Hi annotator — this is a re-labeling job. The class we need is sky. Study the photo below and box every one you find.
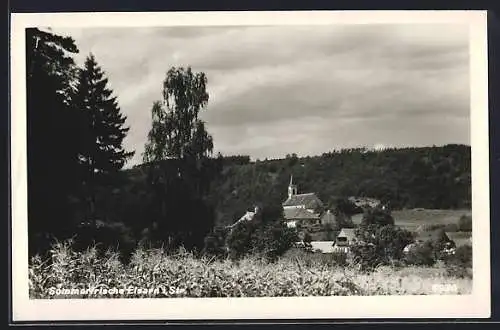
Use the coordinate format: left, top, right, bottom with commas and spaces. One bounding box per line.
52, 24, 471, 168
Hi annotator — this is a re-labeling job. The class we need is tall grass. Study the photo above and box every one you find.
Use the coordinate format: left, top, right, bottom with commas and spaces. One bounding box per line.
29, 240, 472, 299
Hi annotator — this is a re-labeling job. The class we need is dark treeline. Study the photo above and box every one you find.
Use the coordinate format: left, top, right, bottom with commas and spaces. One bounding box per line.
123, 144, 471, 228
26, 28, 471, 260
202, 145, 471, 226
26, 28, 138, 257
218, 155, 251, 166
26, 28, 222, 258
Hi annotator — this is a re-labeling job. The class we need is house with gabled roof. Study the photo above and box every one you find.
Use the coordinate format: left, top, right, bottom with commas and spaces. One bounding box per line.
282, 176, 324, 210
332, 228, 357, 253
282, 175, 323, 228
226, 206, 259, 231
282, 175, 385, 230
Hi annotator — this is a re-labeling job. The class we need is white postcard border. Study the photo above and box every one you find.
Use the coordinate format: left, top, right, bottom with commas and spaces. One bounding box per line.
10, 10, 491, 321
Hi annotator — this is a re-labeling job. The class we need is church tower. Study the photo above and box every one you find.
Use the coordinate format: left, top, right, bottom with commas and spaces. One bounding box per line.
288, 175, 297, 198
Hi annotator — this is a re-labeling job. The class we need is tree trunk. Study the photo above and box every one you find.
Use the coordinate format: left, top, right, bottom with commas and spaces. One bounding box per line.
88, 158, 96, 226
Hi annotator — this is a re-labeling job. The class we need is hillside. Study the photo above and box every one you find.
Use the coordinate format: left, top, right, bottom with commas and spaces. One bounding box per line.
204, 144, 471, 226
122, 144, 471, 228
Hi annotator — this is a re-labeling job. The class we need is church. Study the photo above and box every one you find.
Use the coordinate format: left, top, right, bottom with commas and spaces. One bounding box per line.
282, 176, 328, 228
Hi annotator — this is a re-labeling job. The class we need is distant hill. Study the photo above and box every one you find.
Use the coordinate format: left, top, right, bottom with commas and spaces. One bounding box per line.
118, 144, 470, 229
136, 144, 471, 226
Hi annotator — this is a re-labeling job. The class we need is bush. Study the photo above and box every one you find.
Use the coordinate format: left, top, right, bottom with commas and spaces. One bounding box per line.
453, 244, 472, 267
361, 208, 394, 227
225, 213, 298, 261
225, 221, 255, 259
404, 241, 436, 266
405, 228, 458, 267
334, 197, 363, 216
350, 241, 379, 271
431, 228, 456, 260
457, 215, 472, 232
332, 211, 355, 231
255, 203, 285, 224
250, 221, 299, 261
351, 224, 414, 271
444, 244, 472, 278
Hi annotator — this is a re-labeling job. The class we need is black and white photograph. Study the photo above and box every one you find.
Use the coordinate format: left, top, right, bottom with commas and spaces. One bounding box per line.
11, 11, 490, 321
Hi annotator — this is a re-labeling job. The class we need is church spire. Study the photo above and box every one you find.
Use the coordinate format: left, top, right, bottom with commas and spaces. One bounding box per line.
288, 174, 297, 198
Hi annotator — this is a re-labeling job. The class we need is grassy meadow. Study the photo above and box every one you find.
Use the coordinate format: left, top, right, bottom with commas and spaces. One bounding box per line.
352, 209, 471, 230
446, 232, 473, 247
29, 240, 472, 299
308, 209, 473, 244
391, 209, 472, 231
352, 209, 472, 242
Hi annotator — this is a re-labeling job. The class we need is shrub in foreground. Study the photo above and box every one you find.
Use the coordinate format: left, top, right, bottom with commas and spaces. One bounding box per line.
351, 224, 414, 271
250, 221, 298, 261
225, 210, 297, 261
404, 241, 436, 266
443, 244, 473, 278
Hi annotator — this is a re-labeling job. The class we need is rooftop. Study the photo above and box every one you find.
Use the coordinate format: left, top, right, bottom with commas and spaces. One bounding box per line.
337, 228, 357, 240
284, 207, 321, 220
227, 211, 256, 229
283, 192, 324, 209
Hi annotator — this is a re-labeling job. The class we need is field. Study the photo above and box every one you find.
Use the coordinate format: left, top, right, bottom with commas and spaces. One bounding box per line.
301, 209, 472, 243
29, 241, 472, 299
352, 209, 471, 230
446, 232, 473, 247
391, 209, 472, 232
351, 209, 472, 243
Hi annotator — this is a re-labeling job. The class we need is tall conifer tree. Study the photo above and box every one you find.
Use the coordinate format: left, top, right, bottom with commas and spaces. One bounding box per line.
26, 28, 81, 254
74, 54, 134, 222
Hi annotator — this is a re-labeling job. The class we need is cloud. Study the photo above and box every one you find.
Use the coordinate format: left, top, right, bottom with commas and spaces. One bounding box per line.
51, 24, 470, 166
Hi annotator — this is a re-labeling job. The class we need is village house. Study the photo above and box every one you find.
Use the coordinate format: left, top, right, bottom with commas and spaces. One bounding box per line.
227, 206, 259, 231
282, 175, 390, 255
332, 228, 357, 253
281, 176, 378, 230
282, 175, 324, 228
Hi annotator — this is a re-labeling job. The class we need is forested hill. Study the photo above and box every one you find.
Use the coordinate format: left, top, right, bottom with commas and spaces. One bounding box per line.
127, 144, 471, 227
